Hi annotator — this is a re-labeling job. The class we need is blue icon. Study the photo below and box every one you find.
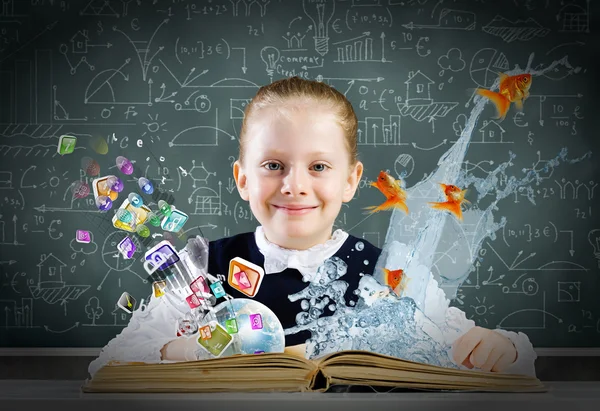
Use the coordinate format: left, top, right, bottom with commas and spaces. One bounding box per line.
138, 177, 154, 194
161, 208, 188, 232
144, 241, 179, 271
210, 281, 226, 298
128, 192, 143, 208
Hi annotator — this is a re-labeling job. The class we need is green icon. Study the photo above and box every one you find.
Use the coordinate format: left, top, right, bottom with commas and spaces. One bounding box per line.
225, 318, 238, 334
147, 212, 161, 227
57, 135, 77, 155
136, 224, 150, 238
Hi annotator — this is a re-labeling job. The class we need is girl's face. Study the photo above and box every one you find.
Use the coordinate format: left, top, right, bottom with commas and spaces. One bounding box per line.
233, 103, 363, 250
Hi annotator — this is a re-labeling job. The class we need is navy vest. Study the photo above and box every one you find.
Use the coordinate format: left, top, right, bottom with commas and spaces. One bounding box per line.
208, 232, 382, 346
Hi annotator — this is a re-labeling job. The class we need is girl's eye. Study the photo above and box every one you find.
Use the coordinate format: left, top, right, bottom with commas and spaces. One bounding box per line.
265, 162, 281, 171
312, 163, 328, 172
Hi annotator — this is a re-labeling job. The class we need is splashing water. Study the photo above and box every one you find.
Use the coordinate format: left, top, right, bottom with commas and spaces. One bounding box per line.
285, 53, 592, 367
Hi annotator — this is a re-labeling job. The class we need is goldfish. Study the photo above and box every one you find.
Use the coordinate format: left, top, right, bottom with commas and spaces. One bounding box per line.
364, 170, 409, 215
428, 183, 470, 222
475, 73, 532, 121
383, 268, 409, 296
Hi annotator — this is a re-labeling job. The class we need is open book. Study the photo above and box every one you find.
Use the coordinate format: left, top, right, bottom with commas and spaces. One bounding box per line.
82, 350, 546, 393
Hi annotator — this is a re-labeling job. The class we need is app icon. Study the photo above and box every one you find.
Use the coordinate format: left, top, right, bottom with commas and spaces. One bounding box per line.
185, 293, 202, 309
57, 135, 77, 155
196, 322, 233, 357
225, 318, 238, 334
117, 236, 136, 259
199, 325, 212, 340
249, 313, 263, 330
210, 281, 226, 298
176, 318, 198, 337
228, 257, 264, 298
152, 280, 167, 298
112, 199, 151, 232
117, 291, 136, 314
144, 240, 179, 271
75, 230, 91, 244
92, 176, 119, 201
233, 271, 252, 289
161, 207, 188, 233
190, 275, 209, 295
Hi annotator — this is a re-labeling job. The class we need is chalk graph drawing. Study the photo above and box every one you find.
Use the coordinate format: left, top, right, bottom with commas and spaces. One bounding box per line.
396, 70, 458, 132
28, 253, 90, 316
482, 15, 550, 43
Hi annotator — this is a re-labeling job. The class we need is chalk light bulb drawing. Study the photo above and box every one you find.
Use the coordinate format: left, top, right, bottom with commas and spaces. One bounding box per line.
303, 0, 336, 56
260, 46, 280, 79
587, 228, 600, 268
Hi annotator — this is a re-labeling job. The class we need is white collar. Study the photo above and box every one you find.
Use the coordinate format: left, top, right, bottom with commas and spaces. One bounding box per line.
254, 226, 349, 283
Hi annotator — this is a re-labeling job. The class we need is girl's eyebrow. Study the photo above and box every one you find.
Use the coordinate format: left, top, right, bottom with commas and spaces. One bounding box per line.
262, 149, 333, 156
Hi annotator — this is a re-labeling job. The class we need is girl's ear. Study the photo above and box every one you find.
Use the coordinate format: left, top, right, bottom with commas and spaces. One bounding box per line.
342, 161, 363, 202
233, 160, 249, 201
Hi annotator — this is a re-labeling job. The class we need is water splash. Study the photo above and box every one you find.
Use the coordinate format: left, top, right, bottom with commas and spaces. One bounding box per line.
285, 53, 592, 367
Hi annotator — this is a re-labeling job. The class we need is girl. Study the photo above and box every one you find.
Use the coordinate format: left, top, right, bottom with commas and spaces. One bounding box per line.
88, 77, 537, 378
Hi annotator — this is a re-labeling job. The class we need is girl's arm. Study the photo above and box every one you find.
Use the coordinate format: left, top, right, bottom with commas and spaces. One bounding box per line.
422, 276, 538, 377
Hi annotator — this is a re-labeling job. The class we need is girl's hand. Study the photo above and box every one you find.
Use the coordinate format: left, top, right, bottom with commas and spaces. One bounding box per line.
452, 326, 517, 372
161, 335, 202, 361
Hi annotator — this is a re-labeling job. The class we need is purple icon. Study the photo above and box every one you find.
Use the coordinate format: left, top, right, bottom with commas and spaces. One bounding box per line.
249, 313, 263, 330
95, 195, 112, 211
116, 156, 134, 175
145, 242, 179, 271
109, 177, 124, 193
76, 230, 91, 244
117, 237, 136, 259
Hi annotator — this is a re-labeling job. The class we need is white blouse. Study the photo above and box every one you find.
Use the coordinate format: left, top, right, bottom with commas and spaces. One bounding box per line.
88, 227, 538, 378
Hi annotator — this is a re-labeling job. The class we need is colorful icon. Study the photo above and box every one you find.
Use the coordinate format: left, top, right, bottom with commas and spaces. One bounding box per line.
176, 318, 198, 337
106, 175, 124, 193
186, 293, 202, 309
138, 177, 154, 194
233, 271, 252, 290
128, 192, 143, 208
225, 318, 238, 334
116, 156, 133, 175
95, 195, 112, 211
146, 212, 161, 227
210, 281, 226, 298
71, 181, 90, 199
75, 230, 91, 244
117, 236, 137, 259
90, 135, 109, 155
117, 291, 136, 314
144, 241, 180, 271
249, 313, 263, 330
228, 257, 265, 298
190, 275, 209, 295
254, 350, 265, 354
81, 157, 100, 177
92, 176, 119, 201
158, 200, 172, 217
161, 207, 188, 232
136, 224, 150, 238
112, 199, 150, 232
57, 135, 77, 155
199, 325, 212, 340
196, 322, 233, 357
152, 280, 167, 298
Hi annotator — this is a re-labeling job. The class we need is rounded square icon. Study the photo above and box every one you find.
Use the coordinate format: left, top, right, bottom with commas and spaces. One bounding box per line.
57, 135, 76, 155
228, 257, 264, 298
76, 230, 91, 244
161, 208, 189, 233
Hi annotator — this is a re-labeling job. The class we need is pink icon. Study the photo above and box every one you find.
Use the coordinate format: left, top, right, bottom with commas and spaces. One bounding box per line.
234, 271, 252, 289
249, 313, 263, 330
185, 293, 202, 309
190, 276, 209, 295
76, 230, 91, 244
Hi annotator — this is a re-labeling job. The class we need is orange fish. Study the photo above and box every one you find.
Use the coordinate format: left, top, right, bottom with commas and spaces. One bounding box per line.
364, 170, 409, 215
428, 183, 470, 222
383, 268, 408, 296
475, 73, 532, 121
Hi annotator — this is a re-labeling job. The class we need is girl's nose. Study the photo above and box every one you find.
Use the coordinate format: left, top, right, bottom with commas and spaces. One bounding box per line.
281, 167, 308, 196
